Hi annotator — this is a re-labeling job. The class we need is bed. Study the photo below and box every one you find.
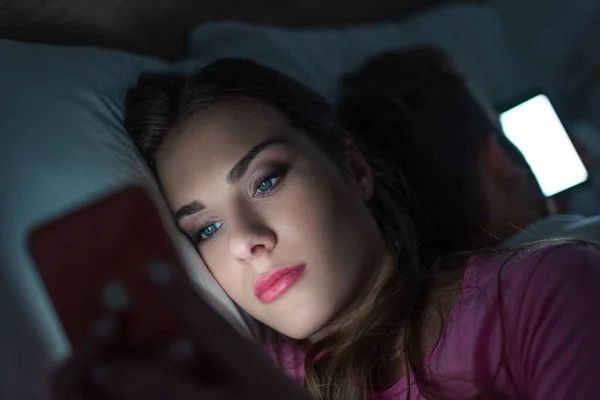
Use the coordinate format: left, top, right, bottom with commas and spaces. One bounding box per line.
3, 1, 600, 399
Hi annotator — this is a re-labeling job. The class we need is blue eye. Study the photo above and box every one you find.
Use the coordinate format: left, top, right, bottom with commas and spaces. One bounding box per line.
197, 221, 223, 243
256, 175, 281, 194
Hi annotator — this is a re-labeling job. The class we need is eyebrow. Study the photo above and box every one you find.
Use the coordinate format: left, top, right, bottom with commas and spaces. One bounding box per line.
174, 137, 290, 221
175, 200, 206, 221
226, 137, 290, 185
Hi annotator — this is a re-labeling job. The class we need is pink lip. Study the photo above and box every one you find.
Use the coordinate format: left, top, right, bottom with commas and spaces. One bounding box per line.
253, 264, 306, 304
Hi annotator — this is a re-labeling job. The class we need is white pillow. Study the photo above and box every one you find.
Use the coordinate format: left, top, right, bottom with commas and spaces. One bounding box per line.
0, 40, 250, 400
186, 4, 526, 105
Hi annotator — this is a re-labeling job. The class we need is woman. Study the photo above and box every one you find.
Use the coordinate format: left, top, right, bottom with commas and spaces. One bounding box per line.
59, 59, 600, 400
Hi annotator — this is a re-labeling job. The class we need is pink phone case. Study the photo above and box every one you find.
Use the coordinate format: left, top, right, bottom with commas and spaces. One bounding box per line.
29, 185, 307, 400
29, 186, 184, 351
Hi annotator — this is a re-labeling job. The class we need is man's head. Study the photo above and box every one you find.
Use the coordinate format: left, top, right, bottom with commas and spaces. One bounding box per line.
337, 46, 548, 256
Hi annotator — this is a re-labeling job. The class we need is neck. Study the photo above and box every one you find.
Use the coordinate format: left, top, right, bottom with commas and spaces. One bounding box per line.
309, 247, 397, 343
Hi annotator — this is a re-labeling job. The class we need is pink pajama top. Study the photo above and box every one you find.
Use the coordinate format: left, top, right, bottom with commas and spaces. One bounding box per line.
272, 244, 600, 399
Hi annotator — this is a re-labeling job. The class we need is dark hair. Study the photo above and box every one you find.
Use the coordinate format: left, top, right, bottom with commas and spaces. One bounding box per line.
126, 63, 346, 175
336, 46, 546, 262
124, 59, 456, 399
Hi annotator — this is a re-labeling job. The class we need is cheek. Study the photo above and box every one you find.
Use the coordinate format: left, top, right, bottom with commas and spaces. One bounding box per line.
275, 167, 369, 272
297, 168, 381, 281
275, 170, 344, 243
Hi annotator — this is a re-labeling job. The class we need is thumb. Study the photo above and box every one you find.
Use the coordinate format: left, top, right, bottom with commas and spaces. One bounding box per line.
145, 260, 309, 400
52, 315, 118, 400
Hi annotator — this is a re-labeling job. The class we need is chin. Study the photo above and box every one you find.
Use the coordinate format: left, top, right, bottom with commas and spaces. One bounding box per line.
273, 308, 335, 341
273, 320, 322, 340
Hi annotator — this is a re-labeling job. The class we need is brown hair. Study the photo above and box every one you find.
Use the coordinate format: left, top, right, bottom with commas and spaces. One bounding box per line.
125, 58, 460, 399
337, 46, 548, 265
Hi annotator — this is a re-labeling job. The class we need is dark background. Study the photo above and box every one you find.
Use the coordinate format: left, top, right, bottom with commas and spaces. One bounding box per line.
0, 0, 481, 60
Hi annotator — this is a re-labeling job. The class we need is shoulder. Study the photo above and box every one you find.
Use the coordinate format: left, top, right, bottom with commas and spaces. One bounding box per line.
504, 242, 600, 293
509, 242, 600, 313
463, 242, 600, 341
452, 243, 600, 396
492, 243, 600, 397
459, 242, 600, 329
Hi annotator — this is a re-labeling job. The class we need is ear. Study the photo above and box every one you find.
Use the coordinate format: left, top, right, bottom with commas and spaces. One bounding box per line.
343, 139, 374, 200
479, 135, 526, 186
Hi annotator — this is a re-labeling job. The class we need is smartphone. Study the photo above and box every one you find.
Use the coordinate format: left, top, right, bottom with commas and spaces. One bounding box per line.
499, 92, 588, 197
28, 186, 187, 352
28, 185, 306, 399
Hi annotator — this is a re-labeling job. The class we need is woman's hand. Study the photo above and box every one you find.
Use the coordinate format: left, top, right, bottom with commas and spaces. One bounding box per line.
69, 360, 238, 400
51, 260, 309, 400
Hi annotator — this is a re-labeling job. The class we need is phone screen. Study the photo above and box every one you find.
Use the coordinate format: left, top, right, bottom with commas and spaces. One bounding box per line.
499, 94, 588, 197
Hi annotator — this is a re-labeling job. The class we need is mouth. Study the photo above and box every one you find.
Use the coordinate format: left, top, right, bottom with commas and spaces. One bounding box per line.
253, 264, 306, 304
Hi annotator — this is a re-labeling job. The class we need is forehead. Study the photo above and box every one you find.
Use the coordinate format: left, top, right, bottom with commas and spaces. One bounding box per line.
167, 100, 289, 156
155, 101, 296, 208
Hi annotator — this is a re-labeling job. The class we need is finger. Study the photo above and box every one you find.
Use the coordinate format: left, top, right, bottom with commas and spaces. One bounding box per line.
159, 337, 197, 365
145, 261, 308, 400
92, 361, 239, 400
52, 315, 118, 400
146, 261, 253, 364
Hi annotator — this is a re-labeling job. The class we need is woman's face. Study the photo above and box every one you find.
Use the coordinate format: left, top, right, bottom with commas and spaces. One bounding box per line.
156, 100, 387, 339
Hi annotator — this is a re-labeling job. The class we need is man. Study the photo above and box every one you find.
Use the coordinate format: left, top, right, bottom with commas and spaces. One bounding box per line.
336, 46, 599, 259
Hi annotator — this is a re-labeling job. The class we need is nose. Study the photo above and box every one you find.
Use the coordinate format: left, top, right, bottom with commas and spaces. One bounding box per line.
227, 211, 276, 262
